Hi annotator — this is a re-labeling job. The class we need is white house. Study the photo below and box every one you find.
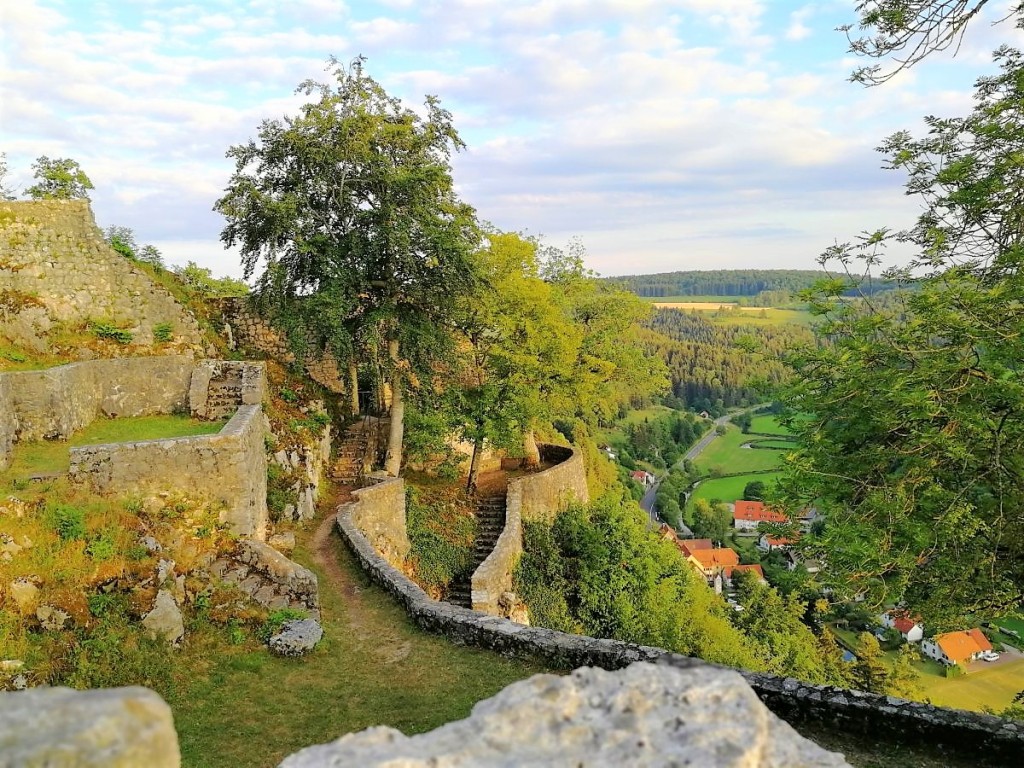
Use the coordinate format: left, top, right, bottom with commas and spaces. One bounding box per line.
921, 629, 992, 665
880, 610, 923, 643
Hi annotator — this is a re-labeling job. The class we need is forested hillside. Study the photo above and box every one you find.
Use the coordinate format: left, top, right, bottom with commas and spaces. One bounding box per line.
641, 308, 813, 411
610, 269, 896, 301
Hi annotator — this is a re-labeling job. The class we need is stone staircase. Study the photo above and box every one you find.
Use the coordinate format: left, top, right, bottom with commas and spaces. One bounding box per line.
330, 424, 370, 486
447, 494, 507, 609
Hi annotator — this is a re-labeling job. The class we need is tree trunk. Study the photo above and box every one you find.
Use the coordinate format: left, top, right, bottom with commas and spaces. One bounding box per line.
522, 427, 540, 469
467, 435, 483, 494
384, 337, 404, 476
348, 358, 360, 416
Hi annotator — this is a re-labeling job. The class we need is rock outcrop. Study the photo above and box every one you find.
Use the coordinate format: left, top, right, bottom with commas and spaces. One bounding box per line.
279, 662, 849, 767
269, 618, 324, 657
0, 686, 180, 767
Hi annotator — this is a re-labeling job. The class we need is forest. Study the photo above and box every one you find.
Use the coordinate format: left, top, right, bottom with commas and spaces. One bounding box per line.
610, 269, 897, 299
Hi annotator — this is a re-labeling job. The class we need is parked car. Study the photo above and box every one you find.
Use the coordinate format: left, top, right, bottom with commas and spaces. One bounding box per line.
981, 651, 1000, 662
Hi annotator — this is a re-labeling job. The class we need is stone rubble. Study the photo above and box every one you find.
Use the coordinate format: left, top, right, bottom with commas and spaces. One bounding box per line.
141, 589, 185, 645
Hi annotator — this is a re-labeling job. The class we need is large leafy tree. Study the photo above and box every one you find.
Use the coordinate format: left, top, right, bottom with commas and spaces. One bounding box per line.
24, 156, 93, 200
781, 48, 1024, 626
216, 58, 479, 475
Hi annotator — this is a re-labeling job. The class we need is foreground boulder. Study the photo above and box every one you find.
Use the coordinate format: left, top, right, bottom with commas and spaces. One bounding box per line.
269, 618, 324, 657
0, 686, 180, 767
279, 662, 849, 767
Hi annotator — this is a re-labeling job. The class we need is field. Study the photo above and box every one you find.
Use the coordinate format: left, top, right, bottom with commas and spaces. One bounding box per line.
646, 302, 814, 327
688, 472, 784, 508
0, 415, 226, 485
748, 414, 795, 435
692, 426, 783, 475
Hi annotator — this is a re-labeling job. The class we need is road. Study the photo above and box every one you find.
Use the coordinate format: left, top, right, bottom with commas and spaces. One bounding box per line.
640, 408, 754, 534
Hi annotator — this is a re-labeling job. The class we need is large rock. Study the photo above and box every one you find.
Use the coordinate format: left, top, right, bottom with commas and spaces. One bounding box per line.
0, 686, 180, 767
141, 589, 184, 645
279, 662, 849, 767
8, 579, 39, 615
269, 618, 324, 657
236, 540, 318, 608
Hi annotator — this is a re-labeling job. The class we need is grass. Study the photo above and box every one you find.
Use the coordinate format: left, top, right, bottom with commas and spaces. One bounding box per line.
995, 615, 1024, 636
0, 415, 226, 483
169, 527, 549, 768
692, 424, 787, 475
688, 472, 784, 508
748, 414, 795, 436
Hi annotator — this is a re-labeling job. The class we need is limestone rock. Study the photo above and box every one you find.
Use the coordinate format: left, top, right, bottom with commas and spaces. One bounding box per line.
279, 662, 849, 768
236, 540, 318, 608
156, 558, 176, 584
141, 590, 184, 645
269, 619, 323, 657
9, 579, 39, 615
36, 604, 70, 631
0, 685, 180, 767
269, 532, 296, 554
140, 535, 162, 554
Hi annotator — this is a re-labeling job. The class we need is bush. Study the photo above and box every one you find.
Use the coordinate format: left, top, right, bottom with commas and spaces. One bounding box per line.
85, 530, 117, 562
89, 320, 133, 345
47, 503, 86, 541
153, 323, 173, 342
406, 487, 476, 593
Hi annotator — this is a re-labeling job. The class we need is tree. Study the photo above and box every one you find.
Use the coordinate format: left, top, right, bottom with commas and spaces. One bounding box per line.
103, 226, 138, 259
852, 632, 889, 694
0, 153, 15, 200
216, 57, 479, 474
842, 1, 1017, 85
781, 48, 1024, 626
24, 156, 93, 200
691, 498, 732, 543
888, 644, 923, 700
742, 481, 765, 501
174, 262, 249, 297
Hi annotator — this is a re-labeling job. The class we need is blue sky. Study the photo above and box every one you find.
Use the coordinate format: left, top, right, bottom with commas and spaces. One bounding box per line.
3, 1, 1023, 279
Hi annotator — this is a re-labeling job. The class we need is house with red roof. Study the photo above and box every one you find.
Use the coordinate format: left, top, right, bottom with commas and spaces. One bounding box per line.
921, 628, 992, 666
733, 500, 788, 531
676, 538, 713, 558
880, 610, 923, 643
757, 533, 795, 552
723, 563, 767, 586
686, 547, 739, 580
630, 470, 654, 488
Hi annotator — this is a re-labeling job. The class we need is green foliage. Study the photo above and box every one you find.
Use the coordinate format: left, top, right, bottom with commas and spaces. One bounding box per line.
153, 323, 173, 343
279, 387, 298, 403
742, 481, 765, 501
690, 499, 732, 542
406, 486, 476, 592
85, 529, 117, 562
46, 503, 86, 541
611, 269, 896, 300
89, 320, 133, 344
266, 464, 297, 521
781, 49, 1024, 626
173, 261, 249, 297
87, 592, 118, 618
24, 155, 93, 200
0, 152, 14, 200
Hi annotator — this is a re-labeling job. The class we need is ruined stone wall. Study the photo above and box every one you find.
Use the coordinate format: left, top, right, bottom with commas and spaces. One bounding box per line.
213, 297, 347, 394
519, 444, 589, 522
0, 200, 202, 348
0, 356, 195, 468
337, 501, 1024, 766
188, 360, 265, 420
472, 444, 589, 615
342, 477, 411, 569
69, 404, 269, 539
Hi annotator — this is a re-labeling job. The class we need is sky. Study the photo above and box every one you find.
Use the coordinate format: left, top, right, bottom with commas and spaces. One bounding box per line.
3, 1, 1024, 280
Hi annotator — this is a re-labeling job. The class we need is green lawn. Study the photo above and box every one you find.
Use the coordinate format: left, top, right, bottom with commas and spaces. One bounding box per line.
748, 414, 795, 436
749, 439, 797, 450
995, 616, 1024, 636
692, 424, 785, 475
688, 472, 783, 508
0, 415, 226, 484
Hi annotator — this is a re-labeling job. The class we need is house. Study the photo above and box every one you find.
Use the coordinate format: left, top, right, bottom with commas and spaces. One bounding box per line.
658, 524, 678, 542
599, 444, 617, 460
723, 563, 767, 586
687, 547, 739, 580
921, 628, 992, 665
733, 500, 788, 531
757, 533, 794, 553
796, 506, 819, 531
698, 410, 711, 420
784, 550, 822, 574
880, 610, 924, 643
630, 470, 654, 488
677, 538, 713, 558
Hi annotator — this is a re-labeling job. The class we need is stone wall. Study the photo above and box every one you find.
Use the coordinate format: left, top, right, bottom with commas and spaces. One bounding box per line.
338, 496, 1024, 766
0, 356, 196, 468
69, 404, 269, 539
341, 478, 410, 568
472, 443, 588, 615
188, 360, 265, 420
0, 200, 202, 349
213, 297, 347, 395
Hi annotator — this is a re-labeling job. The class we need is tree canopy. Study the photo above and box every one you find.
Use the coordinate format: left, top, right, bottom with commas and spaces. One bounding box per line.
215, 57, 479, 473
24, 156, 93, 200
781, 47, 1024, 626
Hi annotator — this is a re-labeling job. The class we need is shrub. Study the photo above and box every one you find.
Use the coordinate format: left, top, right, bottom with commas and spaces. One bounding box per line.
153, 323, 173, 342
279, 387, 299, 403
89, 320, 133, 345
47, 503, 86, 541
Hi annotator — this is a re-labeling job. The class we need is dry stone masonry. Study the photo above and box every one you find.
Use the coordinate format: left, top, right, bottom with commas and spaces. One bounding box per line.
0, 200, 202, 350
188, 360, 265, 420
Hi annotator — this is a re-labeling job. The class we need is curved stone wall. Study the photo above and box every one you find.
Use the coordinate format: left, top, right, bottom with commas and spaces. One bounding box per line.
471, 443, 589, 615
338, 491, 1024, 765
